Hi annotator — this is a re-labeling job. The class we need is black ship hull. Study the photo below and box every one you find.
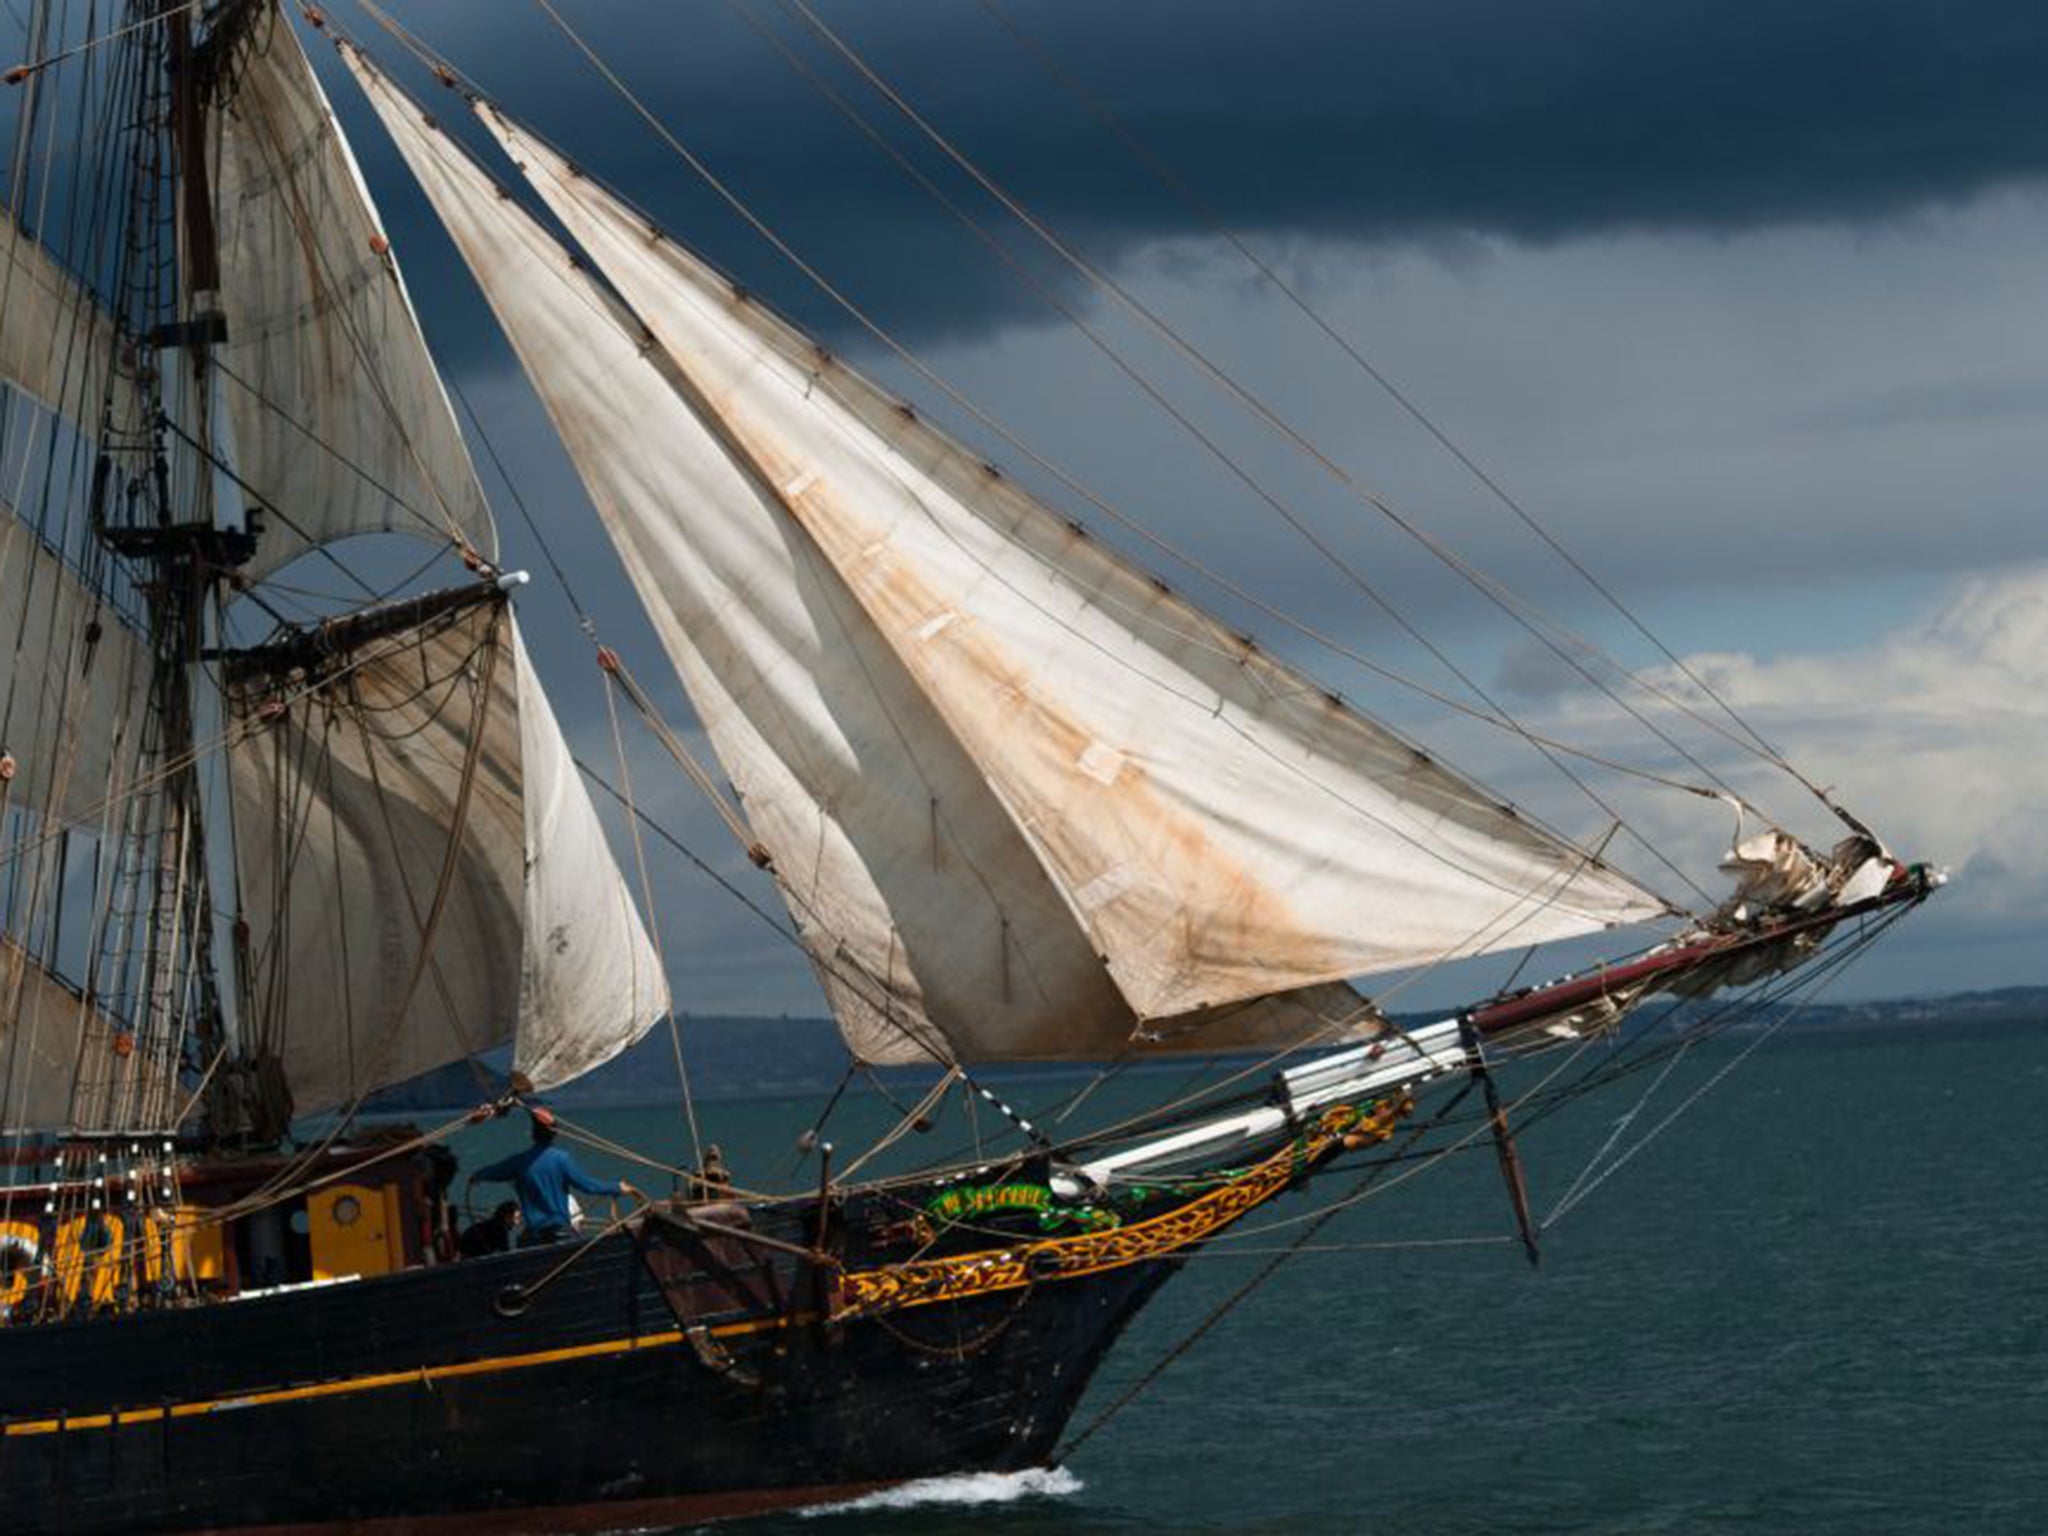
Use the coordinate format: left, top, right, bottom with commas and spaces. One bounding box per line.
1, 1087, 1413, 1532
0, 1217, 1177, 1534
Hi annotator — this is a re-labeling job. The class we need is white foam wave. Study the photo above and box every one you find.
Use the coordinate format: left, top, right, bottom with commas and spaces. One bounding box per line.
799, 1466, 1083, 1517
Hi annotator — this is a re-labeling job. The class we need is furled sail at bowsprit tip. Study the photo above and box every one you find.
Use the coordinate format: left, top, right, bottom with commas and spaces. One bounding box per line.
206, 6, 493, 581
0, 521, 150, 829
468, 107, 1675, 1024
227, 591, 665, 1117
0, 210, 153, 444
342, 47, 1378, 1066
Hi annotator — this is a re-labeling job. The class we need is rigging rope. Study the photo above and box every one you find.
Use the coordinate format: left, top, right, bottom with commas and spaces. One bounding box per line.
1, 0, 207, 84
222, 605, 509, 1209
716, 0, 1713, 912
0, 595, 484, 879
973, 0, 1800, 785
314, 6, 1762, 998
1488, 902, 1917, 1154
445, 369, 592, 623
773, 0, 1784, 825
1541, 1038, 1691, 1227
1538, 909, 1907, 1229
599, 654, 704, 1168
0, 0, 141, 1152
1053, 902, 1902, 1460
1053, 1081, 1477, 1464
217, 4, 488, 560
4, 7, 220, 1157
340, 5, 979, 1123
527, 0, 1708, 910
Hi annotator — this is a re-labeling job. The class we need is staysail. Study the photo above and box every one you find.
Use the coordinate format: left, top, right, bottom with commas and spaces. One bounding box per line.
475, 107, 1673, 1020
206, 6, 494, 580
344, 47, 1380, 1065
228, 593, 664, 1116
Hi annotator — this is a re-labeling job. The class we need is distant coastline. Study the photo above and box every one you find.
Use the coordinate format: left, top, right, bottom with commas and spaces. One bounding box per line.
364, 985, 2047, 1113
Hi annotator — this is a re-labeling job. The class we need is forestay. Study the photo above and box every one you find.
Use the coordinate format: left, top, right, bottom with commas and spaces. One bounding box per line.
207, 7, 494, 581
346, 49, 1376, 1064
228, 599, 662, 1116
480, 112, 1673, 1020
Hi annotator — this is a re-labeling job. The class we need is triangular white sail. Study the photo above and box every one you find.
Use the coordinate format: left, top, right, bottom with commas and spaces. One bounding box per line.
229, 596, 663, 1115
477, 110, 1673, 1020
209, 5, 494, 580
0, 209, 151, 444
0, 521, 150, 829
510, 624, 669, 1090
344, 48, 1376, 1064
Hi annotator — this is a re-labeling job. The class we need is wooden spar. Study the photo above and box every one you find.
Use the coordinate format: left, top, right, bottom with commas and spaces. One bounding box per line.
647, 1206, 838, 1269
810, 1140, 835, 1257
165, 4, 220, 296
1459, 1016, 1542, 1267
1433, 867, 1930, 1273
209, 574, 517, 681
1465, 864, 1933, 1042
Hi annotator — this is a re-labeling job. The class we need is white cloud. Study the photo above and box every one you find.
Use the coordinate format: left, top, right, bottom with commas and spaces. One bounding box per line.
1675, 564, 2048, 897
1516, 565, 2048, 994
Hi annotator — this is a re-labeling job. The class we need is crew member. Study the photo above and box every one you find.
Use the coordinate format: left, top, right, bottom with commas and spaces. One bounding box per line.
688, 1143, 735, 1202
471, 1106, 642, 1246
457, 1201, 523, 1257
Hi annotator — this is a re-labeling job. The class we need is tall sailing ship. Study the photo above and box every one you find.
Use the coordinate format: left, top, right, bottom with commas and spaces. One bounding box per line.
0, 3, 1937, 1531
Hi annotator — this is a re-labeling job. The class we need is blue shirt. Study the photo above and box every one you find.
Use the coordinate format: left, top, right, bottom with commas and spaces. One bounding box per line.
472, 1143, 622, 1236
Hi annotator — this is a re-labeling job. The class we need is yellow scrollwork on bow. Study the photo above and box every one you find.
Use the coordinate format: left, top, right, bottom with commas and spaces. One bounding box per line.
836, 1099, 1407, 1321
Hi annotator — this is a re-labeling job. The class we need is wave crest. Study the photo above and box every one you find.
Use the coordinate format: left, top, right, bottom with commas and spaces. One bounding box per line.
799, 1466, 1083, 1517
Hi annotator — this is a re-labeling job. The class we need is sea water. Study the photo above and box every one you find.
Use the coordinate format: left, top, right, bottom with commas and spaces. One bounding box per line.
457, 1023, 2046, 1534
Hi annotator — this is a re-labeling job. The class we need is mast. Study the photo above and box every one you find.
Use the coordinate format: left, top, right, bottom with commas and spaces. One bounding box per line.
65, 1, 268, 1144
82, 0, 661, 1139
152, 1, 257, 1140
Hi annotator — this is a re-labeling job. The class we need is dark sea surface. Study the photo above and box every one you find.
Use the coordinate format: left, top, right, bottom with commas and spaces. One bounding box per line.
475, 1023, 2046, 1535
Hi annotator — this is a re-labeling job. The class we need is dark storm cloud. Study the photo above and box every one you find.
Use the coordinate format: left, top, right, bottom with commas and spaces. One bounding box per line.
330, 0, 2048, 348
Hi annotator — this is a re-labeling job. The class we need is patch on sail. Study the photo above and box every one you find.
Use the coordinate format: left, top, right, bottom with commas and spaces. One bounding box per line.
1074, 740, 1127, 785
1073, 863, 1138, 912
